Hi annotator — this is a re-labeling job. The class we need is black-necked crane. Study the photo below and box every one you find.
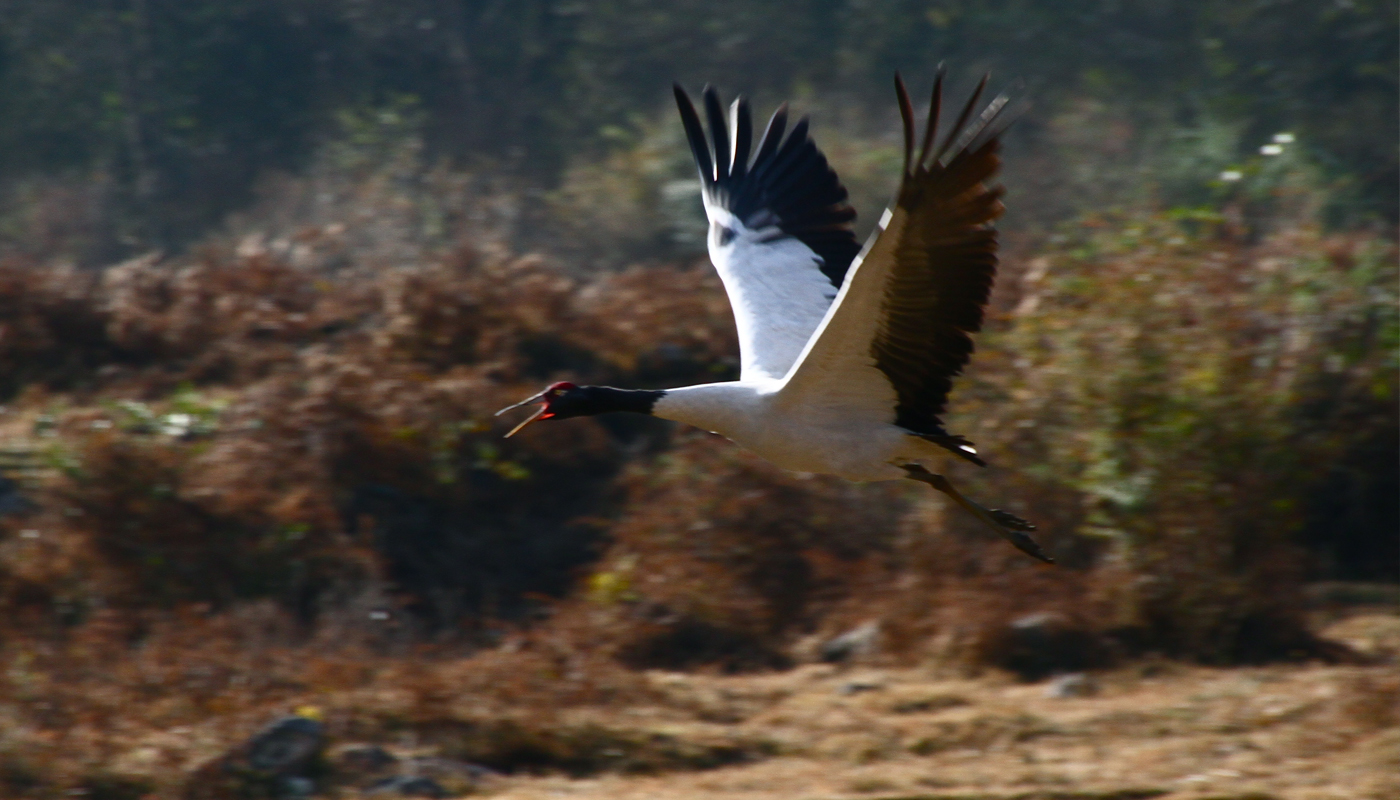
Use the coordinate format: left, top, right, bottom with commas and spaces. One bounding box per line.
498, 72, 1051, 563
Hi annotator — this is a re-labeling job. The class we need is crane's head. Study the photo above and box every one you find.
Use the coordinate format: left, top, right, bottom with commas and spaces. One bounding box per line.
494, 381, 586, 437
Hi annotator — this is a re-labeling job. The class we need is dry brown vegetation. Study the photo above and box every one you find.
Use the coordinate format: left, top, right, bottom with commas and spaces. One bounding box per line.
0, 200, 1394, 797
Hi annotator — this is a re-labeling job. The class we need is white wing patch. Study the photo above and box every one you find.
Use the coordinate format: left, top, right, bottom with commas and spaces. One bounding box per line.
705, 206, 838, 381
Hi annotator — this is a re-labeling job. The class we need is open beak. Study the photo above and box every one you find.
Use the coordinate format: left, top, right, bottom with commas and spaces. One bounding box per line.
495, 391, 549, 438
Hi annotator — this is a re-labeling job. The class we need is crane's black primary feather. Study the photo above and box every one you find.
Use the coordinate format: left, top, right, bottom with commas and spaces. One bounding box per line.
873, 75, 1014, 464
729, 97, 751, 182
896, 73, 916, 176
916, 68, 944, 169
752, 103, 787, 169
674, 84, 861, 289
703, 87, 730, 185
675, 84, 714, 186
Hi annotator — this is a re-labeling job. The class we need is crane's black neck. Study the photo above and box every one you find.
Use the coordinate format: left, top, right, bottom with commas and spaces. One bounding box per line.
589, 386, 665, 415
551, 386, 665, 419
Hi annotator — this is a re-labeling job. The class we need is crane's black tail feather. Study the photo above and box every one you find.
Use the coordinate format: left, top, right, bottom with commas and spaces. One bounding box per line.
909, 431, 987, 467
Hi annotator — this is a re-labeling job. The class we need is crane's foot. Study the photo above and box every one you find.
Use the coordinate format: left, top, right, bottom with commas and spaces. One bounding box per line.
992, 526, 1054, 564
903, 464, 1054, 564
988, 508, 1035, 532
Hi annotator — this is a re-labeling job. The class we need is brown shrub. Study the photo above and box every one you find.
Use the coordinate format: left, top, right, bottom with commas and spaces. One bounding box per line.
950, 217, 1398, 663
546, 435, 904, 672
0, 245, 739, 638
0, 260, 111, 398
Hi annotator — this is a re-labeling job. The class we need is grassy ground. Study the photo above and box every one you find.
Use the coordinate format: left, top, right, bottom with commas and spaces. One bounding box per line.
63, 607, 1390, 799
416, 614, 1400, 800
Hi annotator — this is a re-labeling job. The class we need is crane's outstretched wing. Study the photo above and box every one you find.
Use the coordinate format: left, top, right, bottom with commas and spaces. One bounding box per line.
675, 85, 862, 381
782, 72, 1012, 465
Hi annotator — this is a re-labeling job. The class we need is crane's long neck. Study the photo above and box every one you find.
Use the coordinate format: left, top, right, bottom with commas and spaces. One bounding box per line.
575, 386, 667, 415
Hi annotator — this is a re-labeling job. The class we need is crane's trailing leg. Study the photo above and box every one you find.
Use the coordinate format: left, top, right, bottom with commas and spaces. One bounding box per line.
902, 464, 1053, 564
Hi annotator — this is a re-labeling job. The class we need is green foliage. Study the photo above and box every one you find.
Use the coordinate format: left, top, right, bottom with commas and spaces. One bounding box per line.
0, 0, 1392, 259
0, 0, 352, 254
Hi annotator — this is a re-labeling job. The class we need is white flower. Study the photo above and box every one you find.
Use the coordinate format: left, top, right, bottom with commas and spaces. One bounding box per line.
1272, 132, 1295, 143
160, 413, 195, 437
1219, 170, 1243, 181
1260, 144, 1284, 156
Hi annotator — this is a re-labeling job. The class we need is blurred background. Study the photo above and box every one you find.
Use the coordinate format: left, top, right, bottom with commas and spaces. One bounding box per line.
0, 1, 1395, 797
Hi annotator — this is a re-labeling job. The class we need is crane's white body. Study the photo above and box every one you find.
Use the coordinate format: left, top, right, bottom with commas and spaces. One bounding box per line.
654, 380, 937, 482
653, 199, 944, 482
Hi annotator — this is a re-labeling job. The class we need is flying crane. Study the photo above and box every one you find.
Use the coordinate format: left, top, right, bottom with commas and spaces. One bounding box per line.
499, 72, 1050, 562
